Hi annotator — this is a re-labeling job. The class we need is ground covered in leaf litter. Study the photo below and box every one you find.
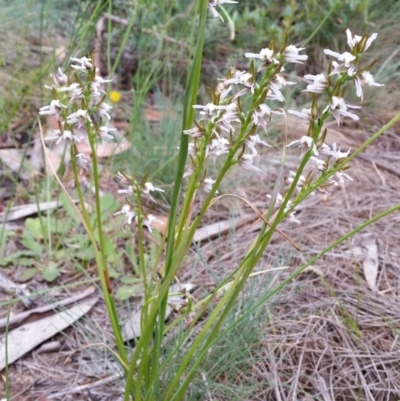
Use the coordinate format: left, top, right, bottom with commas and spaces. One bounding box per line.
2, 104, 400, 401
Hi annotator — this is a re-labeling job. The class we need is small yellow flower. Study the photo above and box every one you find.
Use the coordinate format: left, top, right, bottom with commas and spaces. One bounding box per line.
109, 90, 121, 103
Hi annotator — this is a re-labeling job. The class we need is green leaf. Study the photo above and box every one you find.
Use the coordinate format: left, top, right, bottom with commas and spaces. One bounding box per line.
124, 244, 138, 270
54, 249, 68, 261
103, 237, 119, 262
126, 243, 135, 259
100, 194, 120, 215
18, 268, 37, 282
42, 262, 60, 282
108, 265, 122, 279
25, 218, 43, 239
59, 193, 81, 224
48, 217, 71, 235
120, 276, 140, 285
18, 258, 37, 267
24, 217, 70, 244
74, 246, 95, 261
65, 233, 90, 247
0, 251, 37, 267
116, 285, 140, 301
21, 231, 43, 255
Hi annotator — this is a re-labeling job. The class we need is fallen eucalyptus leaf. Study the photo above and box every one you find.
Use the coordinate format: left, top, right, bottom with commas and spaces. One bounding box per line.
0, 295, 98, 370
0, 200, 79, 223
0, 149, 25, 173
76, 136, 131, 159
0, 286, 96, 329
352, 233, 379, 292
193, 215, 253, 242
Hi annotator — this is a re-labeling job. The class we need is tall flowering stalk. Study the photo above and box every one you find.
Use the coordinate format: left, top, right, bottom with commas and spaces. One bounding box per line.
38, 2, 396, 399
39, 55, 129, 366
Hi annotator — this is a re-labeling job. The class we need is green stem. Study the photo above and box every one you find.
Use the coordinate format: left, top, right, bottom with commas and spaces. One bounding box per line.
71, 149, 93, 233
86, 137, 128, 367
123, 2, 209, 400
243, 117, 329, 281
135, 324, 153, 401
153, 0, 209, 394
109, 10, 137, 79
4, 290, 14, 401
135, 194, 150, 401
163, 2, 208, 266
175, 170, 199, 244
301, 0, 340, 47
88, 139, 109, 284
136, 194, 149, 301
